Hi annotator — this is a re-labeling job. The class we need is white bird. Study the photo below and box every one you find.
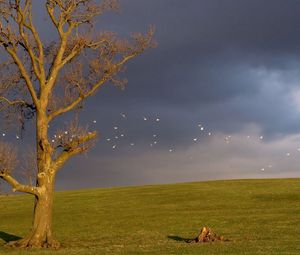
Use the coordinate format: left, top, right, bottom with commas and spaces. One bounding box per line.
112, 145, 116, 149
120, 113, 127, 118
114, 126, 118, 130
93, 120, 97, 123
224, 136, 231, 143
156, 118, 160, 122
193, 138, 198, 141
143, 117, 147, 121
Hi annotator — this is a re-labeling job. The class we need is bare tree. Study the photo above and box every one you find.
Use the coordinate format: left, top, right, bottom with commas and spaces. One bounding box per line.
0, 0, 155, 248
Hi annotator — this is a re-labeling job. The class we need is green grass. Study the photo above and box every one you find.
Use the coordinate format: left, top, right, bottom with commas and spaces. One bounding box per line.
1, 178, 300, 255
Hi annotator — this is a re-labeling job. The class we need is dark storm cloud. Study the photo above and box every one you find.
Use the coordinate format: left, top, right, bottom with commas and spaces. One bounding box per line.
29, 0, 300, 140
80, 0, 300, 145
55, 0, 300, 189
3, 0, 300, 190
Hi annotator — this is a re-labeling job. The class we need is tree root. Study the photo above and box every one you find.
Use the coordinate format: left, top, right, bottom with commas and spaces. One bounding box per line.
6, 237, 60, 249
187, 227, 229, 243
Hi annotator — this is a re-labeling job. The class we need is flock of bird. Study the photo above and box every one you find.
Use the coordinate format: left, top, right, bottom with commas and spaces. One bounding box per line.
92, 113, 212, 152
1, 112, 299, 172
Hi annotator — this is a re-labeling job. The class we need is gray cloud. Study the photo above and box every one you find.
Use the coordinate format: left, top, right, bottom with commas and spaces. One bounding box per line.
56, 129, 300, 190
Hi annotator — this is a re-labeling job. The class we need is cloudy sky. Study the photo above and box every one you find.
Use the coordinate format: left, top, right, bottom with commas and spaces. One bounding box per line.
2, 0, 300, 190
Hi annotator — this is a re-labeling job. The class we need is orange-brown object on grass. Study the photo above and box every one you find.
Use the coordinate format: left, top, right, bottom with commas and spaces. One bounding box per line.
0, 0, 155, 249
187, 227, 229, 243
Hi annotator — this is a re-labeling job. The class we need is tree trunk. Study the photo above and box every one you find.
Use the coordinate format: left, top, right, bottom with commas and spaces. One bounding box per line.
8, 182, 60, 248
7, 110, 61, 248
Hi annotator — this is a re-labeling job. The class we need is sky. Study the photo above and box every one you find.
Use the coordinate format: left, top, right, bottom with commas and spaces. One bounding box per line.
2, 0, 300, 190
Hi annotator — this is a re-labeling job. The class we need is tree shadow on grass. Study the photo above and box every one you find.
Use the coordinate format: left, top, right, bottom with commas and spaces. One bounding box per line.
167, 235, 192, 243
0, 231, 21, 243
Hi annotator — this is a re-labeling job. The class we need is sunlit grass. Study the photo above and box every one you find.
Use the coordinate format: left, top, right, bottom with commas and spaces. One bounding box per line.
1, 178, 300, 254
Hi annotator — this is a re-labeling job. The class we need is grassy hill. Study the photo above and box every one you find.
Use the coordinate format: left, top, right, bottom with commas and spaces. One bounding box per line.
0, 178, 300, 255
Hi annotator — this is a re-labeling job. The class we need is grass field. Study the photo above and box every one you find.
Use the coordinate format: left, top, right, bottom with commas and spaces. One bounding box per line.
0, 178, 300, 255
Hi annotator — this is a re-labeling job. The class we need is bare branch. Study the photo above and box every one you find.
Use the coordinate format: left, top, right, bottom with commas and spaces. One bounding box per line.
14, 0, 46, 85
0, 60, 36, 129
44, 0, 121, 94
0, 1, 40, 107
0, 172, 39, 195
0, 96, 27, 107
48, 27, 155, 120
5, 47, 39, 106
53, 131, 97, 172
0, 141, 18, 173
0, 140, 38, 195
51, 120, 97, 172
46, 0, 120, 27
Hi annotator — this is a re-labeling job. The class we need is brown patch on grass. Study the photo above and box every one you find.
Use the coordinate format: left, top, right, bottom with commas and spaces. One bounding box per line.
187, 227, 230, 243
